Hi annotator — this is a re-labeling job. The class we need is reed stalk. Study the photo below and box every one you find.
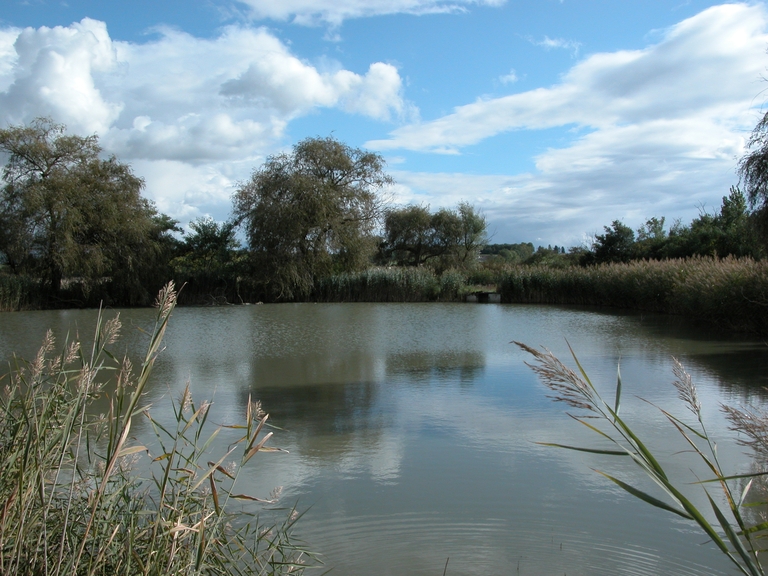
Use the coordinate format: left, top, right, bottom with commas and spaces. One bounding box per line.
518, 341, 768, 575
501, 256, 768, 333
0, 281, 315, 575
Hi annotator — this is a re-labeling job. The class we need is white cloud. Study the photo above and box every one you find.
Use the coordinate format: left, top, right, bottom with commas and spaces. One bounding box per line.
0, 20, 407, 160
0, 18, 122, 134
0, 19, 409, 224
130, 158, 249, 224
530, 35, 581, 55
363, 3, 768, 243
0, 27, 20, 92
236, 0, 506, 26
370, 4, 768, 153
499, 68, 518, 84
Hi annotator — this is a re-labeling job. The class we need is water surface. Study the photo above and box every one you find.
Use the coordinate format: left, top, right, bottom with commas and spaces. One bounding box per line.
2, 303, 767, 575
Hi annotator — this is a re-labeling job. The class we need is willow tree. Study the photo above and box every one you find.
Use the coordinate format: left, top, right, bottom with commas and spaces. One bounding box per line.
381, 202, 487, 269
232, 136, 392, 300
739, 110, 768, 240
0, 118, 176, 301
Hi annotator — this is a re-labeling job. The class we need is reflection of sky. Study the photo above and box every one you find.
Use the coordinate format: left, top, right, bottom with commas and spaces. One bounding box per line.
2, 303, 767, 575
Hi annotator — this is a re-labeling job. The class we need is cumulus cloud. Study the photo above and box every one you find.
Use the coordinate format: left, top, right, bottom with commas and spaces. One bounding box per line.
370, 4, 767, 152
364, 3, 768, 243
0, 18, 122, 134
0, 18, 408, 222
0, 20, 407, 160
129, 159, 241, 223
236, 0, 506, 26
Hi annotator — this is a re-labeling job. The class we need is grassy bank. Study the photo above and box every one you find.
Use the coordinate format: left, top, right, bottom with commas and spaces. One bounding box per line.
5, 256, 768, 334
312, 266, 468, 302
497, 256, 768, 333
313, 257, 768, 334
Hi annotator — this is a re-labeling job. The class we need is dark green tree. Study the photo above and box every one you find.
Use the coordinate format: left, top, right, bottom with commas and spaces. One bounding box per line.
381, 202, 487, 269
171, 217, 243, 302
455, 201, 488, 265
634, 216, 667, 260
738, 109, 768, 238
661, 187, 761, 259
232, 136, 392, 300
591, 220, 635, 264
381, 204, 432, 266
482, 242, 535, 262
0, 118, 175, 300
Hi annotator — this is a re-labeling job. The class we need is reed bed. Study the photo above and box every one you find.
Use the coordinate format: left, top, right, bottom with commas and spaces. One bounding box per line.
499, 256, 768, 333
0, 282, 314, 576
313, 267, 467, 302
0, 274, 39, 311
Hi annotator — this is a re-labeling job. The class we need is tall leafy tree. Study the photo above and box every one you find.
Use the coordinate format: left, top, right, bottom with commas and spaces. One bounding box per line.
455, 201, 488, 264
739, 110, 768, 236
590, 220, 635, 264
171, 217, 243, 301
232, 136, 392, 300
381, 204, 433, 266
0, 118, 176, 300
381, 202, 487, 268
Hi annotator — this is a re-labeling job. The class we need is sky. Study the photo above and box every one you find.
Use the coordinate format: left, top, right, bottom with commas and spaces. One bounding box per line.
1, 1, 767, 246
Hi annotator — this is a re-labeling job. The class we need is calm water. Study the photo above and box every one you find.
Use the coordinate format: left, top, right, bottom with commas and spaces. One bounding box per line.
3, 303, 768, 575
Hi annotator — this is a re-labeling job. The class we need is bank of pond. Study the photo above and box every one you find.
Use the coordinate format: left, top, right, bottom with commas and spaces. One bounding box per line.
2, 255, 768, 334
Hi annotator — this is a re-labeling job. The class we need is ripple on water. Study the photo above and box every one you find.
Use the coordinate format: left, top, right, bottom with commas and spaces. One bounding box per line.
295, 510, 732, 576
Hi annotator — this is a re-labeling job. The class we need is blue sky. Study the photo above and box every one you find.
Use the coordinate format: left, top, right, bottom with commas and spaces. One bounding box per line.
1, 1, 766, 245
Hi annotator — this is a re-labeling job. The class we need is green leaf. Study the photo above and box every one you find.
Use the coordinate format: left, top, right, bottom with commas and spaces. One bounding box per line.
614, 361, 622, 420
707, 492, 763, 576
594, 469, 693, 520
536, 442, 628, 456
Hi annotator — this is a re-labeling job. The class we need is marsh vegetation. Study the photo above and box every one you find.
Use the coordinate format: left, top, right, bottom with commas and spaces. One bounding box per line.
0, 284, 314, 575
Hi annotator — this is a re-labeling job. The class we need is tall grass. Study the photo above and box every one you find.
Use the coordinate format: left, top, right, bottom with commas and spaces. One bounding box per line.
0, 274, 39, 311
499, 256, 768, 333
313, 267, 444, 302
518, 341, 768, 576
0, 282, 315, 575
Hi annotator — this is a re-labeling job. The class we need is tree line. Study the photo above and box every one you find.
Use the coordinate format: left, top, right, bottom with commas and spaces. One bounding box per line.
479, 185, 763, 269
3, 106, 768, 307
0, 120, 488, 307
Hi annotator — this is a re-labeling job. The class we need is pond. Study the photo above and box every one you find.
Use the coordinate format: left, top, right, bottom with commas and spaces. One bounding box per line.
2, 302, 768, 575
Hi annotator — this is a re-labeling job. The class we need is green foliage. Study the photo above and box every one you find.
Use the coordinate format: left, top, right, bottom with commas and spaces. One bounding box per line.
497, 256, 768, 333
661, 188, 762, 260
0, 118, 179, 305
233, 136, 391, 301
380, 202, 487, 270
380, 204, 432, 266
0, 272, 39, 311
738, 108, 768, 241
313, 266, 443, 302
519, 342, 768, 576
482, 242, 535, 263
171, 217, 245, 304
590, 220, 636, 264
581, 188, 764, 264
0, 283, 314, 575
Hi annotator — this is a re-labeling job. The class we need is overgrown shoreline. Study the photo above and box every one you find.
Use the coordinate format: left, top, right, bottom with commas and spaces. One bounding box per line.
497, 256, 768, 334
5, 255, 768, 335
0, 283, 314, 575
